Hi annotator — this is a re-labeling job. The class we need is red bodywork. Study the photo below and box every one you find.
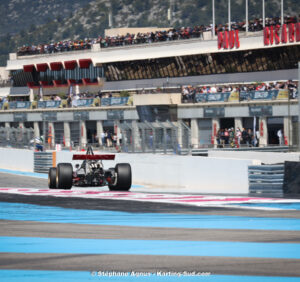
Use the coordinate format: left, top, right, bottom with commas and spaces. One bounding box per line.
72, 154, 115, 160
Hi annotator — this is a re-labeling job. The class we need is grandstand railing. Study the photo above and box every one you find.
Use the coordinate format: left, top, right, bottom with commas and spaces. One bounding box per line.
0, 90, 297, 111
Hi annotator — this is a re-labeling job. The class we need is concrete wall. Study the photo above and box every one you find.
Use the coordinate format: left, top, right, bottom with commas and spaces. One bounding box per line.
133, 93, 181, 105
56, 151, 255, 194
0, 148, 34, 172
209, 150, 300, 164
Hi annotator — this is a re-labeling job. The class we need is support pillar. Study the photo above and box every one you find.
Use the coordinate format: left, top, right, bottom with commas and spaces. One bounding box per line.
284, 116, 293, 146
5, 122, 10, 141
63, 122, 71, 148
131, 120, 140, 152
212, 118, 220, 147
115, 121, 122, 146
48, 122, 55, 149
259, 117, 268, 146
80, 121, 87, 149
96, 120, 104, 146
177, 119, 184, 149
234, 117, 243, 131
33, 122, 40, 138
191, 119, 199, 148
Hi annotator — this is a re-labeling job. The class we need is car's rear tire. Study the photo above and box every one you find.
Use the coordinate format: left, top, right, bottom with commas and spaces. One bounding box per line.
109, 163, 131, 191
48, 167, 57, 189
56, 163, 73, 190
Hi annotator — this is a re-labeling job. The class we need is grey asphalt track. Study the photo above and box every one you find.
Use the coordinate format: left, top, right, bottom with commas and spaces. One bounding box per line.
0, 172, 300, 277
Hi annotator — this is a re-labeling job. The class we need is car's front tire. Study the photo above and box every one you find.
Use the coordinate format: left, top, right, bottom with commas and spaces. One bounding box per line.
109, 163, 132, 191
48, 167, 57, 189
56, 163, 73, 190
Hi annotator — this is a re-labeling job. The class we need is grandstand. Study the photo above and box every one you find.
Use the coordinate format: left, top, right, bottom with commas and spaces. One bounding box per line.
0, 20, 300, 152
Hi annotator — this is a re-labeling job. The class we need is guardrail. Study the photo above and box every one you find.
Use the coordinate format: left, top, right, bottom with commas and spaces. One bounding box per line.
34, 152, 54, 174
248, 164, 284, 195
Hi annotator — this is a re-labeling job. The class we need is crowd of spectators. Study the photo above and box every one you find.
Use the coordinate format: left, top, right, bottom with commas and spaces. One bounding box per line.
181, 80, 298, 103
17, 39, 94, 56
216, 127, 260, 148
16, 16, 299, 56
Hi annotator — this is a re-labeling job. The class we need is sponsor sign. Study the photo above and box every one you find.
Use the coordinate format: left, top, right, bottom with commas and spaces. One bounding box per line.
76, 99, 94, 107
218, 30, 240, 49
42, 112, 57, 121
276, 89, 289, 100
228, 90, 240, 102
74, 111, 89, 121
13, 113, 27, 122
249, 106, 273, 117
107, 110, 124, 120
101, 97, 129, 106
9, 101, 31, 109
38, 101, 61, 108
264, 23, 300, 46
204, 107, 225, 118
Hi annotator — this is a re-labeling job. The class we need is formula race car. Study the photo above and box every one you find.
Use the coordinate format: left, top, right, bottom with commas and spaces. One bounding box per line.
48, 147, 131, 191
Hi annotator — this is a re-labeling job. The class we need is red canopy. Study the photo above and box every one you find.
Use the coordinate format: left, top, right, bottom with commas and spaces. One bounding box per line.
23, 64, 35, 72
79, 59, 92, 69
36, 63, 49, 72
64, 60, 77, 70
50, 62, 63, 71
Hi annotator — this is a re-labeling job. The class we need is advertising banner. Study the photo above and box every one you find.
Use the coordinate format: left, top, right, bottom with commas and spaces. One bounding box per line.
38, 101, 61, 108
9, 101, 31, 109
276, 89, 289, 100
228, 90, 240, 102
101, 97, 129, 106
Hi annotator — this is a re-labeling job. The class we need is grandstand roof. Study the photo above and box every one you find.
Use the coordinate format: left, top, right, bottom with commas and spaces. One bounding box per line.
6, 33, 300, 71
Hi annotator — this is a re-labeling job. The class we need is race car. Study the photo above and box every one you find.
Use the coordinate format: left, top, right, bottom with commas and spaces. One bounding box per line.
48, 146, 131, 191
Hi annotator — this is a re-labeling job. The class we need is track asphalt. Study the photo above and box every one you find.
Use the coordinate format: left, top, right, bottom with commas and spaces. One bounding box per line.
0, 171, 299, 281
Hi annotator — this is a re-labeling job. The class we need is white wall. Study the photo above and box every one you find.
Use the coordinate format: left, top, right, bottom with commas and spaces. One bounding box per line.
0, 148, 34, 172
0, 148, 262, 194
56, 151, 256, 194
209, 150, 300, 164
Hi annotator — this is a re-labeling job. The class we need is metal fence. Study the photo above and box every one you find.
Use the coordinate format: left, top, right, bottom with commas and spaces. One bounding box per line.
0, 126, 34, 148
248, 164, 284, 195
34, 152, 53, 173
119, 120, 191, 154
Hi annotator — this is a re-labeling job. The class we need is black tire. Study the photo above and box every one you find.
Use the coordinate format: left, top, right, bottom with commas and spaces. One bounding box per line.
56, 163, 73, 190
48, 167, 57, 189
109, 163, 131, 191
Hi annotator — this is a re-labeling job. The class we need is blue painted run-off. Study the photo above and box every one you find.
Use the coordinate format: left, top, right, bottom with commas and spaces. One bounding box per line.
1, 236, 300, 259
1, 202, 300, 231
0, 168, 47, 179
1, 270, 300, 282
231, 203, 300, 210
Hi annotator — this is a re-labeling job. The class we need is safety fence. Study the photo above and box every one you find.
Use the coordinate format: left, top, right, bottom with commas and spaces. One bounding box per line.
248, 164, 284, 195
34, 152, 54, 173
0, 127, 34, 149
119, 120, 191, 154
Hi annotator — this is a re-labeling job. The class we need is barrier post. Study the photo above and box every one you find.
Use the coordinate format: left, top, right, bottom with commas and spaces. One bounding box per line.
52, 151, 56, 168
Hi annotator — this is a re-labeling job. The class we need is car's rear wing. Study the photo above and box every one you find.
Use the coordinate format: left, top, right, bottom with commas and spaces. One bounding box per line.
72, 154, 115, 160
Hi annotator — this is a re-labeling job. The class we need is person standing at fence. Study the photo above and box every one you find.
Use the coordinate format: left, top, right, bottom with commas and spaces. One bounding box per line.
106, 131, 112, 147
101, 132, 105, 147
236, 128, 242, 145
277, 129, 283, 145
